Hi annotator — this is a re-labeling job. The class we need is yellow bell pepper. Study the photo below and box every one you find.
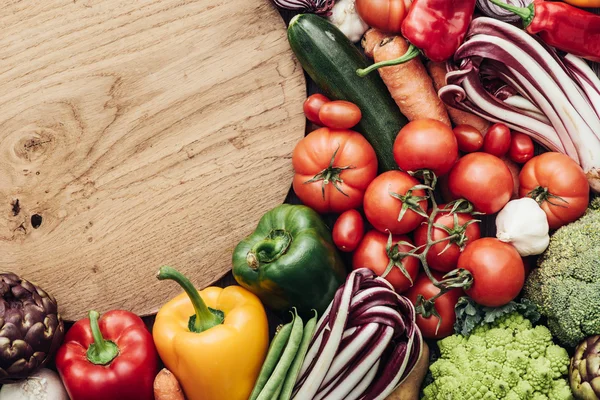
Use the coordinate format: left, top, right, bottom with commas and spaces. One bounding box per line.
153, 266, 269, 400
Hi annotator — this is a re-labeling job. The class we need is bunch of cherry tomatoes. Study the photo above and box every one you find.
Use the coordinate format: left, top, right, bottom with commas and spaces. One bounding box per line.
294, 94, 588, 339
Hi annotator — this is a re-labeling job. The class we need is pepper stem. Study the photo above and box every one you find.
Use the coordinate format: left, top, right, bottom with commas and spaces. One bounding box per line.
86, 310, 119, 365
157, 266, 224, 333
356, 44, 421, 77
246, 229, 293, 270
488, 0, 535, 27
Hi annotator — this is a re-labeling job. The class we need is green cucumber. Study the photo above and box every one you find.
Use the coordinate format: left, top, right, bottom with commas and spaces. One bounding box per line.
287, 13, 408, 172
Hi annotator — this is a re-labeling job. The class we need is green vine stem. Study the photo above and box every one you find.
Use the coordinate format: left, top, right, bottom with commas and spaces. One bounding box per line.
380, 169, 478, 333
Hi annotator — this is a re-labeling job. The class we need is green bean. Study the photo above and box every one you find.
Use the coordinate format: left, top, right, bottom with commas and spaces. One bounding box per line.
249, 318, 294, 400
273, 381, 284, 399
257, 309, 304, 400
279, 310, 318, 400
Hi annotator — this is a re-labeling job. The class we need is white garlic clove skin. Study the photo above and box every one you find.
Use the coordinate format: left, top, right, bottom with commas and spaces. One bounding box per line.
0, 369, 69, 400
328, 0, 369, 43
496, 197, 550, 257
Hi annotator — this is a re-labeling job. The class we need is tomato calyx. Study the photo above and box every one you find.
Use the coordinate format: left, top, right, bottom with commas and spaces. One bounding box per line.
527, 186, 569, 208
433, 212, 481, 251
381, 232, 419, 285
304, 145, 355, 199
388, 183, 430, 222
414, 269, 473, 334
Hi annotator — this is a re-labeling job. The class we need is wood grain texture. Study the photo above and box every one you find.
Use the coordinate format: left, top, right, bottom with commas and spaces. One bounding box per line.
0, 0, 306, 320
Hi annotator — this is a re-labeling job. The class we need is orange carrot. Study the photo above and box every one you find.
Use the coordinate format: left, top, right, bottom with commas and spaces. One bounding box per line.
427, 61, 491, 133
154, 369, 186, 400
362, 29, 391, 59
368, 37, 451, 126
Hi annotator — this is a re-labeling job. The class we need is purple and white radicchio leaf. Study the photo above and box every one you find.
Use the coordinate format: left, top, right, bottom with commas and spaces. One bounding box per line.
476, 0, 532, 22
441, 17, 600, 192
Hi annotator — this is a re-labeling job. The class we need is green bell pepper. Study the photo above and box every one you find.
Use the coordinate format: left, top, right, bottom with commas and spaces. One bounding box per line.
232, 204, 347, 315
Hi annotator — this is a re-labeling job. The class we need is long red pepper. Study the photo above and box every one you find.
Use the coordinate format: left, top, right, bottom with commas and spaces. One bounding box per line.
357, 0, 476, 76
490, 0, 600, 62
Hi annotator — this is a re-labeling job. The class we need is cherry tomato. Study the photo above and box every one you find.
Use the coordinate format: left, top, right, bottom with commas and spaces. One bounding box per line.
352, 230, 420, 293
457, 238, 525, 307
393, 119, 458, 177
292, 128, 378, 214
483, 123, 511, 157
405, 272, 464, 339
355, 0, 411, 33
319, 101, 362, 129
453, 124, 483, 153
363, 171, 427, 234
333, 210, 365, 252
303, 94, 330, 125
519, 152, 589, 229
508, 132, 534, 164
413, 208, 481, 273
448, 152, 513, 214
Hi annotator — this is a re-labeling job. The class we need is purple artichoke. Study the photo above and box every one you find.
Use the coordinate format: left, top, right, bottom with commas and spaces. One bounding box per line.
0, 273, 64, 382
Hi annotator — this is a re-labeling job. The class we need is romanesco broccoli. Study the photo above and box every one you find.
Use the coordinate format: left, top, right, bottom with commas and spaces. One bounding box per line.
422, 312, 573, 400
524, 197, 600, 347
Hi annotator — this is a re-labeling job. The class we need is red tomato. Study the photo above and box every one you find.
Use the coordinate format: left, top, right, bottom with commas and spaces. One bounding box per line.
413, 208, 481, 273
355, 0, 411, 33
457, 238, 525, 307
333, 210, 364, 252
508, 132, 534, 164
353, 230, 420, 293
292, 128, 378, 214
453, 124, 483, 153
448, 152, 513, 214
303, 94, 330, 125
405, 272, 464, 339
483, 123, 511, 157
519, 152, 589, 229
363, 170, 427, 234
319, 101, 362, 129
393, 119, 458, 177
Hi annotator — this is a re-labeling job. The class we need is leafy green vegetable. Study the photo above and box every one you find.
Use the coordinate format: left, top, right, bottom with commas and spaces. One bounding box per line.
454, 296, 541, 336
524, 196, 600, 347
423, 312, 572, 400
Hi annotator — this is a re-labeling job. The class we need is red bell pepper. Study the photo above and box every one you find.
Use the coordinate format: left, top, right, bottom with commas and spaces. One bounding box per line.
56, 310, 158, 400
490, 0, 600, 62
356, 0, 476, 76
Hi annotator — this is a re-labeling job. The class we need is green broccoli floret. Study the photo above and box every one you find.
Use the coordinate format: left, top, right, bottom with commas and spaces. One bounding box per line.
422, 312, 573, 400
524, 197, 600, 347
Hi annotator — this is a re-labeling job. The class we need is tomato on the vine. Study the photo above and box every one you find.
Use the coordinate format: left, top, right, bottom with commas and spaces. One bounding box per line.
292, 128, 378, 214
405, 272, 463, 339
363, 170, 427, 234
457, 238, 525, 307
519, 152, 589, 229
508, 132, 534, 164
319, 101, 362, 129
352, 230, 420, 293
453, 124, 483, 153
483, 123, 511, 157
413, 207, 481, 273
333, 209, 364, 252
355, 0, 411, 33
448, 152, 513, 214
393, 119, 458, 177
303, 94, 330, 125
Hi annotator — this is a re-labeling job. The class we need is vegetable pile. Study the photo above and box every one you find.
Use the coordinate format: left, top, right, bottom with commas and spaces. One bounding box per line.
3, 0, 600, 399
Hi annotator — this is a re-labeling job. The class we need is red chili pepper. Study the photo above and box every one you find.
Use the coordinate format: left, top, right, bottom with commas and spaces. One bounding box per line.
490, 0, 600, 62
356, 0, 476, 77
56, 310, 158, 400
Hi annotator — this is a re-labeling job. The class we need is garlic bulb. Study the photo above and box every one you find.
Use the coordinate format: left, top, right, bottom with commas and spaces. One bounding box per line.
0, 369, 69, 400
496, 197, 550, 256
328, 0, 369, 43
